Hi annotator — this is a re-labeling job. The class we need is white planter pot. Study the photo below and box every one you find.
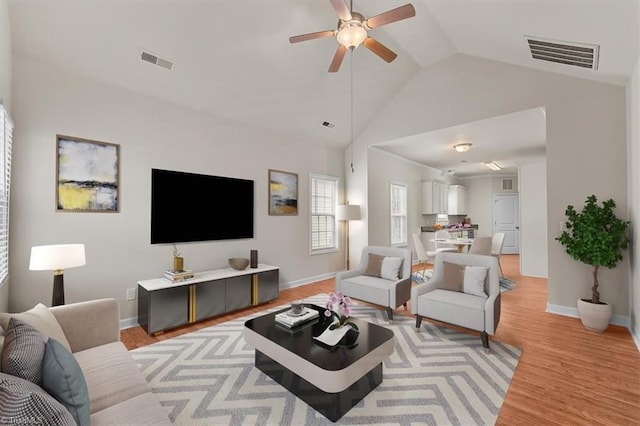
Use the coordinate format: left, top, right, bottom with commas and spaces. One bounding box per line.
577, 298, 612, 332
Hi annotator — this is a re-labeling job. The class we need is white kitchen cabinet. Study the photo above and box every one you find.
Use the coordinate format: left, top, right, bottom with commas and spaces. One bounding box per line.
448, 185, 468, 215
421, 181, 448, 214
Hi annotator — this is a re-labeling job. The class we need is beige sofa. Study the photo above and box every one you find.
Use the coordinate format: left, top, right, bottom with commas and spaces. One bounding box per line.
0, 298, 171, 425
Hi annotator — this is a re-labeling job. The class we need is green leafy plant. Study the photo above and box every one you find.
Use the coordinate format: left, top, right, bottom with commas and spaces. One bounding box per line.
172, 244, 181, 258
555, 195, 630, 304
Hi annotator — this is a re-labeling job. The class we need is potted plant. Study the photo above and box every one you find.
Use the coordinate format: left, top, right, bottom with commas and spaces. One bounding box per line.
172, 244, 184, 272
555, 195, 630, 332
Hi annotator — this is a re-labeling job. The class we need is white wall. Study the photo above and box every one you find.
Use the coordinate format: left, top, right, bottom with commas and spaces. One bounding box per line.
10, 55, 346, 320
0, 0, 11, 111
366, 148, 458, 259
519, 162, 548, 277
348, 54, 629, 319
628, 6, 640, 347
460, 175, 519, 239
0, 0, 11, 312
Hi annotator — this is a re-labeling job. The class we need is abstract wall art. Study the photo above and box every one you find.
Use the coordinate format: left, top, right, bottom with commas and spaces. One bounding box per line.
268, 169, 298, 216
56, 135, 120, 212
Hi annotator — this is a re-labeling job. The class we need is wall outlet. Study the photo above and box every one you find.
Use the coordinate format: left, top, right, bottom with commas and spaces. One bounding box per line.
126, 288, 136, 301
560, 221, 568, 233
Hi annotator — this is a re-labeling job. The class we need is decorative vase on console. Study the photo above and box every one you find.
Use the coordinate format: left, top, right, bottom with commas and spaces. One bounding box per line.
172, 244, 184, 272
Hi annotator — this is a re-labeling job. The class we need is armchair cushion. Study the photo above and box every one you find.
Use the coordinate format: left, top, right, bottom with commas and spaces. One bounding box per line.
364, 253, 385, 277
381, 256, 404, 280
442, 261, 464, 291
463, 266, 489, 297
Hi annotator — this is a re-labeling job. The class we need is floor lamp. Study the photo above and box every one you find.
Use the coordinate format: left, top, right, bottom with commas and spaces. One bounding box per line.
336, 204, 361, 270
29, 244, 86, 306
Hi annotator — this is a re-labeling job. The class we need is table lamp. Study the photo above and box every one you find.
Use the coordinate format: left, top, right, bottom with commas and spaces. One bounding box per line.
336, 204, 361, 270
29, 244, 86, 306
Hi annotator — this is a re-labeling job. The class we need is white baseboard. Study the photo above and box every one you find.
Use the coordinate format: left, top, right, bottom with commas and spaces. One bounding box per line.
631, 325, 640, 352
546, 303, 629, 327
278, 272, 336, 290
120, 317, 138, 330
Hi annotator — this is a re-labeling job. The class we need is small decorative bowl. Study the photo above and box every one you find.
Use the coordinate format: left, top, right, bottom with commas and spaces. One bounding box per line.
228, 258, 250, 270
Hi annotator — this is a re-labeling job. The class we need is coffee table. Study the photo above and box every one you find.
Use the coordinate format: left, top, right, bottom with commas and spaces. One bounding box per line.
243, 304, 395, 422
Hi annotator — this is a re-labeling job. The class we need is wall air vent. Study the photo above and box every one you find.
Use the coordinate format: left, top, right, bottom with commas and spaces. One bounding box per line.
139, 49, 174, 71
525, 36, 599, 70
502, 178, 513, 191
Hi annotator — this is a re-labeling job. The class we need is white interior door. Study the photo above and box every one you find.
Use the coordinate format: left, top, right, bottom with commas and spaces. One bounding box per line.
493, 193, 519, 254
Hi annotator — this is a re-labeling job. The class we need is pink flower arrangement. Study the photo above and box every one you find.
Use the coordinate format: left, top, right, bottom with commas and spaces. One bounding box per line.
449, 222, 471, 230
324, 292, 359, 330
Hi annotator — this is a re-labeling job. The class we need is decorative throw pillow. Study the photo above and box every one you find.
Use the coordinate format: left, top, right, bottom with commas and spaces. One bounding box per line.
363, 253, 385, 277
380, 257, 403, 280
1, 318, 46, 385
0, 303, 72, 352
441, 261, 464, 292
463, 266, 489, 298
42, 338, 90, 426
0, 372, 76, 426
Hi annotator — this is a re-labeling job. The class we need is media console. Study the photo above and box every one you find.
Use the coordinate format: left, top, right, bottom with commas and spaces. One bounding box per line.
137, 264, 279, 335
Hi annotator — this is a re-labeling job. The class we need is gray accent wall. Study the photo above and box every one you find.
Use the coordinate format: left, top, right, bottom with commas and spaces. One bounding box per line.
349, 54, 630, 320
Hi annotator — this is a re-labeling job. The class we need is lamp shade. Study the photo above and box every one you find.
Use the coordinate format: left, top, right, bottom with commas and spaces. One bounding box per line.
336, 205, 361, 221
29, 244, 86, 271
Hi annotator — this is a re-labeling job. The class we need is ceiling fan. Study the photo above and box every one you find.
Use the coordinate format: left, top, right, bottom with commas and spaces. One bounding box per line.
289, 0, 416, 72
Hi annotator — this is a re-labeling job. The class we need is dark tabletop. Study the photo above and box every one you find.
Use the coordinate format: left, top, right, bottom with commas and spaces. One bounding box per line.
244, 304, 394, 371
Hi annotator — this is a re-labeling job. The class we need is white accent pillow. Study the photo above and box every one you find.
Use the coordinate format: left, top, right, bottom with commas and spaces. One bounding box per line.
381, 257, 403, 280
463, 266, 489, 297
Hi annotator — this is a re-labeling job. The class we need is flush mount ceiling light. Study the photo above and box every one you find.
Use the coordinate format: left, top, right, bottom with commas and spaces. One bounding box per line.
484, 161, 502, 171
453, 143, 472, 153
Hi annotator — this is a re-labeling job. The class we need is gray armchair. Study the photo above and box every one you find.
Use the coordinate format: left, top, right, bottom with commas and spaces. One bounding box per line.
336, 246, 412, 321
410, 252, 501, 351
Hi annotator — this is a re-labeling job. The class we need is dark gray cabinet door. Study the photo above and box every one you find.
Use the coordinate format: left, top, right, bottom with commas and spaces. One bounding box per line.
226, 275, 252, 311
195, 280, 226, 321
149, 285, 189, 334
257, 270, 279, 304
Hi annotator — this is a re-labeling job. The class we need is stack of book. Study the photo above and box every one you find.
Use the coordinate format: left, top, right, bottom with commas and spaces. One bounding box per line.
275, 307, 319, 328
164, 269, 195, 283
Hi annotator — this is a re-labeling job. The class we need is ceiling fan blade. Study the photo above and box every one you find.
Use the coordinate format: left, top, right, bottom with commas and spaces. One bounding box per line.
363, 37, 398, 63
366, 3, 416, 29
328, 45, 348, 73
329, 0, 352, 21
289, 30, 335, 44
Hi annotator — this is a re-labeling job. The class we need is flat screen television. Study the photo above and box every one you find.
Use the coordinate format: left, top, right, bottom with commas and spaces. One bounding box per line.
151, 168, 254, 244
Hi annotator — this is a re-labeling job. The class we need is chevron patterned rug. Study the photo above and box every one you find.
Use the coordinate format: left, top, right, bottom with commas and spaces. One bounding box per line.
130, 294, 521, 425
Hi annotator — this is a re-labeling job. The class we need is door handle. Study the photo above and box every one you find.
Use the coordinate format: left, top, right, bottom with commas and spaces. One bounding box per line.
516, 226, 520, 230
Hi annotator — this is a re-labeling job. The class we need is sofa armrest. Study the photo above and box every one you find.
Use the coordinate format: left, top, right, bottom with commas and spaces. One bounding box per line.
50, 298, 120, 353
410, 279, 443, 314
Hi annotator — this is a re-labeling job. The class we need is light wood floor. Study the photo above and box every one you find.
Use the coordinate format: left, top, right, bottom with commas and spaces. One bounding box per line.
122, 255, 640, 425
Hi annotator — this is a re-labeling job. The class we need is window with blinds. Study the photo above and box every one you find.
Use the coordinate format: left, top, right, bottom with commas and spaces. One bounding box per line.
390, 182, 407, 246
0, 104, 13, 283
310, 174, 338, 253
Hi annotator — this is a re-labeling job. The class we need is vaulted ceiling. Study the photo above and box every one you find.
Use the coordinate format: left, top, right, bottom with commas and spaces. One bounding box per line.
8, 1, 639, 176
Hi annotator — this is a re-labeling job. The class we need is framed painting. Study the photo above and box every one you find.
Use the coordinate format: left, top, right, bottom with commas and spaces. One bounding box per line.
268, 169, 298, 216
56, 135, 120, 212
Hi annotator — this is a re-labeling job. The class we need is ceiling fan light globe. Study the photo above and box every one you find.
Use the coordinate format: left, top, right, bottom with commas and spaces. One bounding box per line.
337, 24, 367, 48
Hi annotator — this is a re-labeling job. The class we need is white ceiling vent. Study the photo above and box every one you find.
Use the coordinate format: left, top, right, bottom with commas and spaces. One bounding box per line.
525, 36, 599, 70
139, 49, 174, 71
